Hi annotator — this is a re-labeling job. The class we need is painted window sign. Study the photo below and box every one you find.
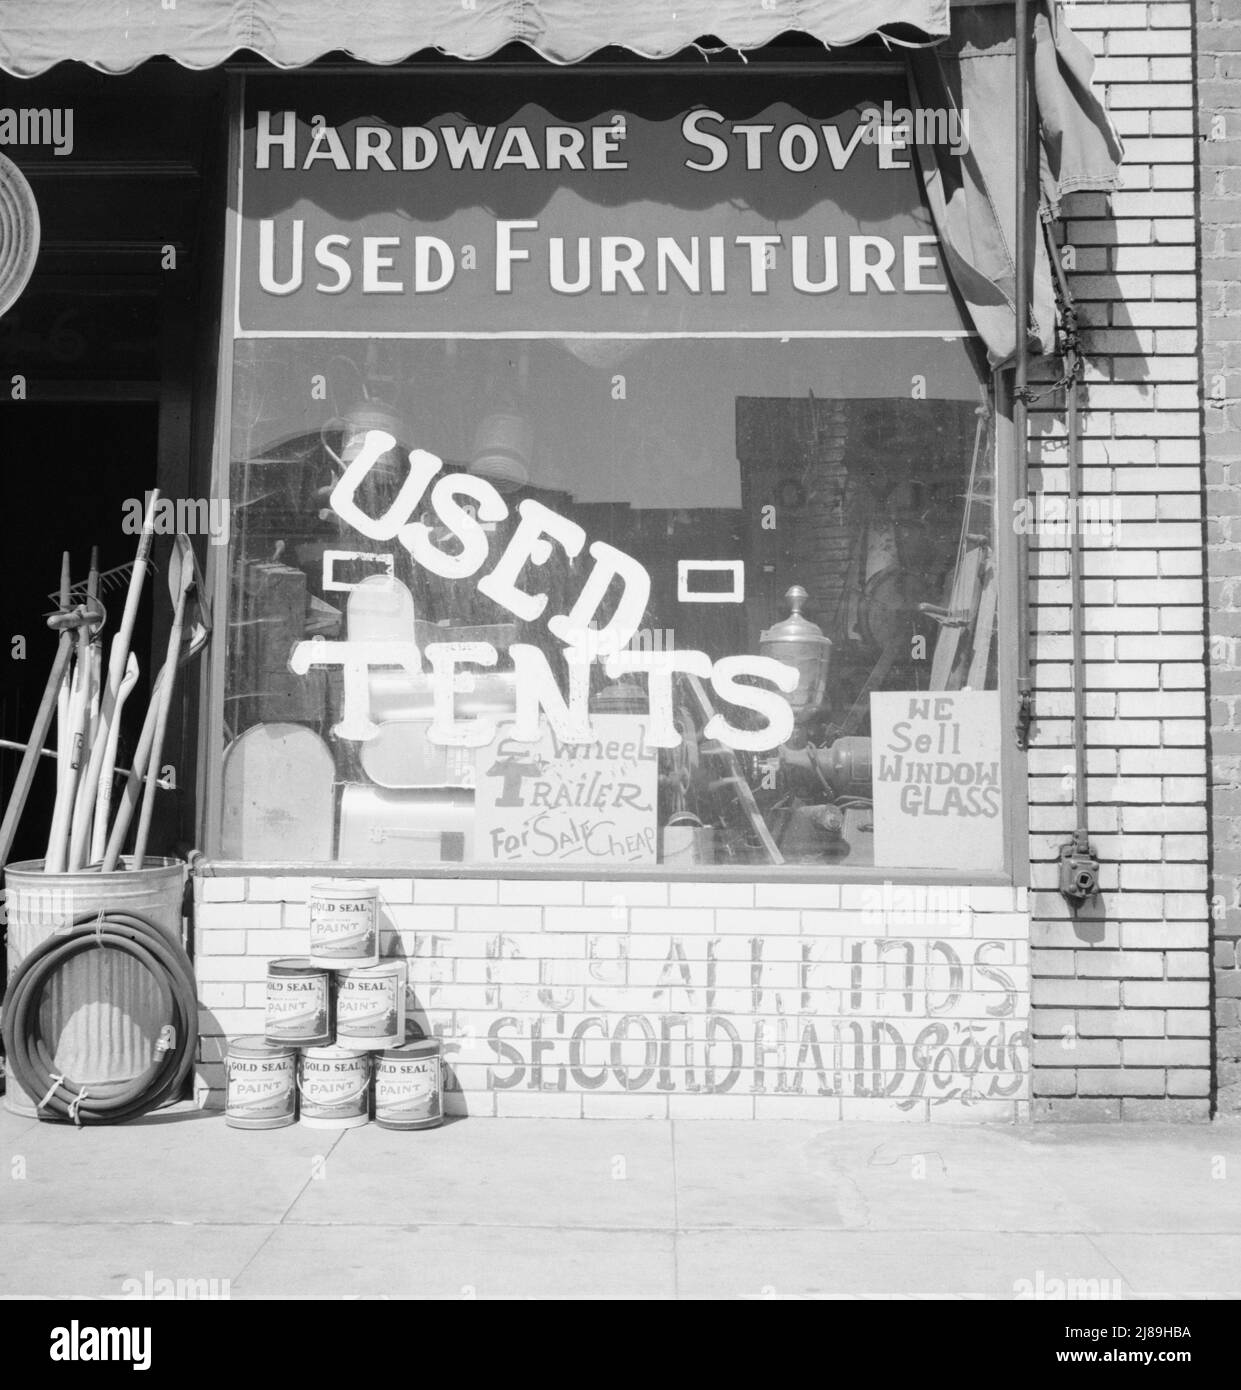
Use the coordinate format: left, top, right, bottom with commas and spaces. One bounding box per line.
236, 76, 962, 339
220, 69, 1004, 872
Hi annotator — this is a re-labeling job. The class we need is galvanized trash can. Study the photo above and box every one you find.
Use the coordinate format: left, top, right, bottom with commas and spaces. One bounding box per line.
2, 857, 187, 1116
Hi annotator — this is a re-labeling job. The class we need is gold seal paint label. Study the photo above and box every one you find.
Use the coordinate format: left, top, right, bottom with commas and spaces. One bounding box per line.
227, 1053, 295, 1119
265, 973, 329, 1040
376, 1055, 441, 1121
309, 891, 377, 961
299, 1053, 370, 1118
337, 971, 399, 1040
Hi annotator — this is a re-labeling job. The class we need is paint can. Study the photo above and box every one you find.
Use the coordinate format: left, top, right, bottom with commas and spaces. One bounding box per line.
335, 959, 406, 1050
308, 881, 380, 968
225, 1036, 296, 1130
297, 1045, 371, 1130
265, 957, 332, 1047
374, 1037, 443, 1130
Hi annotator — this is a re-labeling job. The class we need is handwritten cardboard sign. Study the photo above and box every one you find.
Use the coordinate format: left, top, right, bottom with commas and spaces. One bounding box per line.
473, 714, 658, 865
870, 690, 1004, 872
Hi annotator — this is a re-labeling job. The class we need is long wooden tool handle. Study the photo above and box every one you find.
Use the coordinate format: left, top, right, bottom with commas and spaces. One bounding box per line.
90, 656, 138, 864
55, 665, 71, 803
69, 638, 104, 866
101, 664, 165, 873
132, 580, 190, 866
53, 551, 71, 806
0, 633, 74, 872
46, 625, 91, 873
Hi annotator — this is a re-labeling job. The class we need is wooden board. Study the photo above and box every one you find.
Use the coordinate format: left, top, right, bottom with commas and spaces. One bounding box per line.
966, 554, 999, 690
929, 545, 982, 691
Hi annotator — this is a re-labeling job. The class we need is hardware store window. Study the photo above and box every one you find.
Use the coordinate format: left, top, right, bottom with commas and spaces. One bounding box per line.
213, 65, 1007, 875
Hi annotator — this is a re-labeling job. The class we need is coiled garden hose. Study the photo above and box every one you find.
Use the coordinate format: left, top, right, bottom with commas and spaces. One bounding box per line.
1, 909, 198, 1125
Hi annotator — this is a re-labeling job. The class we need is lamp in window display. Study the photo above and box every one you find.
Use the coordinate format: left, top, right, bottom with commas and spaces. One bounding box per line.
758, 585, 831, 730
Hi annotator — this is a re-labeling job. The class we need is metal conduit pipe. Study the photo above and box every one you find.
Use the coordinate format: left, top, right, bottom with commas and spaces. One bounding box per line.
1013, 0, 1097, 907
1046, 224, 1101, 908
1013, 0, 1035, 752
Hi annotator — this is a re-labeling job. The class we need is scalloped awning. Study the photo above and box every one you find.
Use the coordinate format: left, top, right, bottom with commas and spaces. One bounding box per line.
0, 0, 950, 76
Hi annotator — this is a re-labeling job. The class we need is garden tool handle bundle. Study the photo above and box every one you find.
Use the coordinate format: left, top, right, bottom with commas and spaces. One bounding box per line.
0, 491, 214, 876
28, 597, 101, 874
102, 532, 209, 873
1, 909, 198, 1125
68, 496, 159, 870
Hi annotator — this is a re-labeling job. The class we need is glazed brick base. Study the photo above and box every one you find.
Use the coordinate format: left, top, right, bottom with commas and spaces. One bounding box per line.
192, 875, 1033, 1120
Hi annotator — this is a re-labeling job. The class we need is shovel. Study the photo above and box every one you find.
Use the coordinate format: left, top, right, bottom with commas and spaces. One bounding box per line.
102, 536, 209, 871
131, 535, 195, 866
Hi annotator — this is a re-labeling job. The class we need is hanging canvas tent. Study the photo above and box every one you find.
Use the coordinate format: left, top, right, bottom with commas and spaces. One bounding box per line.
912, 0, 1123, 365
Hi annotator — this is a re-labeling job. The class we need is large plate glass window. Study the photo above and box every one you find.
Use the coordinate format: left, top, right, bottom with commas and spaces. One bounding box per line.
215, 67, 1004, 874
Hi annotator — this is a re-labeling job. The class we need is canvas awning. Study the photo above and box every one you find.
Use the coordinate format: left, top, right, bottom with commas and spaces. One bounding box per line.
0, 0, 950, 76
0, 0, 1119, 365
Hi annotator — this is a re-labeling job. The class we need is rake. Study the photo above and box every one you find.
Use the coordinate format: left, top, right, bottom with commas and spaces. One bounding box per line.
45, 559, 158, 613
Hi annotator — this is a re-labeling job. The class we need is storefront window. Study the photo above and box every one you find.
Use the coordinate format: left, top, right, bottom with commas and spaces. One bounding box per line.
214, 66, 1006, 874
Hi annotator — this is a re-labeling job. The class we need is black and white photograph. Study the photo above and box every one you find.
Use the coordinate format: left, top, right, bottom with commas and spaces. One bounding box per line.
0, 0, 1232, 1356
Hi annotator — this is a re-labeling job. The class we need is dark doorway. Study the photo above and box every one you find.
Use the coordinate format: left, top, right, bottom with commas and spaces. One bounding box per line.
0, 401, 158, 867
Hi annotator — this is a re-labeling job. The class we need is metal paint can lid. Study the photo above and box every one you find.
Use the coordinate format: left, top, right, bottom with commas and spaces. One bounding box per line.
339, 959, 405, 982
268, 956, 323, 976
230, 1034, 295, 1059
309, 881, 379, 901
380, 1036, 441, 1062
300, 1043, 369, 1062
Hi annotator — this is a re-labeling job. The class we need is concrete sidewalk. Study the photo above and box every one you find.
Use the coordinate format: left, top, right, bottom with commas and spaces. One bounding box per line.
1, 1108, 1238, 1300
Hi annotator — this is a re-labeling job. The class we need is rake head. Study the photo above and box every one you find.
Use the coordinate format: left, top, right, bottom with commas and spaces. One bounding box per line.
47, 560, 159, 609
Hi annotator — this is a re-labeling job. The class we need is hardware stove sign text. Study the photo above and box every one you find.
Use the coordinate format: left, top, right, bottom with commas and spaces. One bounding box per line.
235, 71, 963, 338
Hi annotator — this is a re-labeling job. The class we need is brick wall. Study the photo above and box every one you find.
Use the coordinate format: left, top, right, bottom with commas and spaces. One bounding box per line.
1027, 0, 1210, 1118
1199, 0, 1241, 1114
194, 876, 1031, 1119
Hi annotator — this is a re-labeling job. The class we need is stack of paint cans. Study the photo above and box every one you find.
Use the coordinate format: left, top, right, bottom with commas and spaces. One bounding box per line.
224, 881, 443, 1132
